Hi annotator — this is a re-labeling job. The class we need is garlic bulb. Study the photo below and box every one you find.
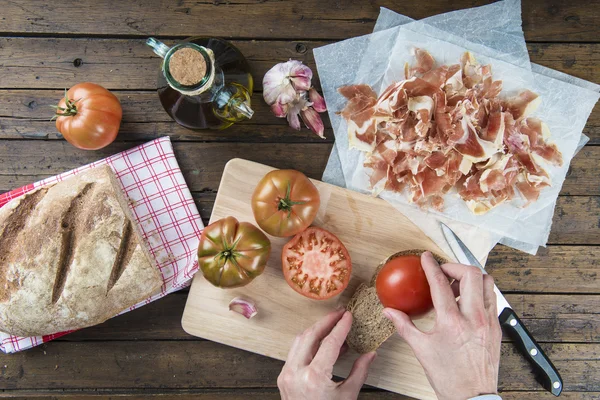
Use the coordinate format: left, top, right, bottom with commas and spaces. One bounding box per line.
263, 59, 327, 138
263, 60, 312, 106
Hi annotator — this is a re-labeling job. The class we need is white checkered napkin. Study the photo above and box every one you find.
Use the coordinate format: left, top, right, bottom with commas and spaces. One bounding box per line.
0, 137, 204, 353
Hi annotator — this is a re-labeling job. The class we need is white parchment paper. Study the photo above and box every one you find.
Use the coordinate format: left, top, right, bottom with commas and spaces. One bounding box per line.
315, 0, 599, 255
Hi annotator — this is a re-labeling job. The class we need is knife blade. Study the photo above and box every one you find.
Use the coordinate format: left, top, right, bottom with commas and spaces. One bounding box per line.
440, 223, 563, 397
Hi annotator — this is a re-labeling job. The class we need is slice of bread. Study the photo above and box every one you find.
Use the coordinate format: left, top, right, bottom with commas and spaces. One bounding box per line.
346, 249, 447, 354
346, 283, 396, 354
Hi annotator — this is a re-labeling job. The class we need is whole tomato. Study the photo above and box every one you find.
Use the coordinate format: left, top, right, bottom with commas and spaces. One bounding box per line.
54, 83, 122, 150
375, 253, 434, 318
198, 216, 271, 288
251, 169, 320, 237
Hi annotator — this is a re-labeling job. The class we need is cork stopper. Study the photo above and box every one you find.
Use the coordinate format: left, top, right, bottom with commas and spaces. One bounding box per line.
168, 47, 207, 86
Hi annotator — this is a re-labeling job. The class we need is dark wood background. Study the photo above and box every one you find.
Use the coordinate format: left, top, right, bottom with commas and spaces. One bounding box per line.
0, 0, 598, 399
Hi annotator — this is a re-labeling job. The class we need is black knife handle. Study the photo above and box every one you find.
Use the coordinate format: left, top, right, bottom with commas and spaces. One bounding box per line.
499, 308, 563, 396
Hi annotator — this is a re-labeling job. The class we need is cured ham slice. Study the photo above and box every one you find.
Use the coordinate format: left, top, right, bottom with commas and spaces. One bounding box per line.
338, 48, 562, 214
338, 84, 379, 152
503, 90, 541, 120
519, 118, 563, 166
409, 48, 435, 76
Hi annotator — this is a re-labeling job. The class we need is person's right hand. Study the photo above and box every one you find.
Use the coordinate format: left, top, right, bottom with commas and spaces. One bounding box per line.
383, 252, 502, 400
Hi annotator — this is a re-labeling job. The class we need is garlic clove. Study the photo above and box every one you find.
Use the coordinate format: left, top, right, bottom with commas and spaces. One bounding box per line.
287, 109, 302, 130
309, 88, 327, 113
289, 61, 313, 92
271, 101, 288, 118
229, 297, 257, 319
301, 107, 325, 138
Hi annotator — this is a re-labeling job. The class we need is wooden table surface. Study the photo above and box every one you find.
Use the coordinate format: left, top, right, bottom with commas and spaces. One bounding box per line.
0, 1, 598, 399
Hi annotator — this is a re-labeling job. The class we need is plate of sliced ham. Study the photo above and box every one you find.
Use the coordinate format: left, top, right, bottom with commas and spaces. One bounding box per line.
338, 49, 563, 215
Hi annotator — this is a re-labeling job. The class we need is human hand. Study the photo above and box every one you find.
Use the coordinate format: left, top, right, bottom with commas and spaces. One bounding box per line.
278, 309, 377, 400
383, 252, 502, 400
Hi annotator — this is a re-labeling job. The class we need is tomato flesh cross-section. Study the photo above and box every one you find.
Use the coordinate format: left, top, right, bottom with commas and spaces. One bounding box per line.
281, 227, 352, 300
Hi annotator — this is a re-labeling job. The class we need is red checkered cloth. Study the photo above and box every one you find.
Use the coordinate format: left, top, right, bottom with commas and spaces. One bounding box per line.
0, 137, 204, 353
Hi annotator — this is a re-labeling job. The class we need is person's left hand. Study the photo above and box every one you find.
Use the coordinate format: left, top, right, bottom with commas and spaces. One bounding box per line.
278, 309, 377, 400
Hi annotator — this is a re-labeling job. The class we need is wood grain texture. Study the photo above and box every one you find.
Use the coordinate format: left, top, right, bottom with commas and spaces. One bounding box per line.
182, 158, 458, 400
0, 392, 598, 400
0, 0, 598, 42
53, 291, 599, 343
0, 39, 598, 90
0, 91, 597, 145
0, 141, 596, 196
0, 0, 597, 397
0, 341, 597, 392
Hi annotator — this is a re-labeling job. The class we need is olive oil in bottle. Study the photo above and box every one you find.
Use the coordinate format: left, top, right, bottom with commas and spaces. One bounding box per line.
147, 37, 254, 130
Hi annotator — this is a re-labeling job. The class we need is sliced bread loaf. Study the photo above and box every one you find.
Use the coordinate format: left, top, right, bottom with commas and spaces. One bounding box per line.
346, 249, 448, 354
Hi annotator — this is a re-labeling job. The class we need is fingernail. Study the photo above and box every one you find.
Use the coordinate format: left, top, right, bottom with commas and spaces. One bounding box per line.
382, 309, 391, 319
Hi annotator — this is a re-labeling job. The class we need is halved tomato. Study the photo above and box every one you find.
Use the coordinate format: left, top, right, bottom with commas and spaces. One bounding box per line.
281, 227, 351, 300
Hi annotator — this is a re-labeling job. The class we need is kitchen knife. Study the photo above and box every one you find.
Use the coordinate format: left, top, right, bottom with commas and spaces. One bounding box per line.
440, 223, 563, 396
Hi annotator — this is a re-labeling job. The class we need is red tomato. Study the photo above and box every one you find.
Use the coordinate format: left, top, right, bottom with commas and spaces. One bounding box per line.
281, 227, 351, 300
375, 254, 433, 317
54, 83, 122, 150
251, 169, 320, 237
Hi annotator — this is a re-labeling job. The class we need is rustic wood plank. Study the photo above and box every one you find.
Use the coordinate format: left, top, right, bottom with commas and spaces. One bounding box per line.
0, 341, 596, 391
0, 38, 318, 91
0, 0, 598, 42
501, 394, 600, 400
499, 343, 600, 392
0, 90, 596, 145
55, 290, 599, 343
0, 141, 597, 197
488, 246, 600, 293
0, 141, 334, 189
0, 90, 331, 126
0, 39, 598, 91
0, 390, 598, 400
0, 91, 335, 143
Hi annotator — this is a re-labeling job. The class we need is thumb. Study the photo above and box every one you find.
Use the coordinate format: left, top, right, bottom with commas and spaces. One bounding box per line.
339, 351, 377, 395
383, 308, 422, 344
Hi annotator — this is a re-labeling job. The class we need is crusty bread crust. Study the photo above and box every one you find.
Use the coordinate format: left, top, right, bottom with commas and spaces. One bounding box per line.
346, 249, 447, 354
0, 166, 162, 337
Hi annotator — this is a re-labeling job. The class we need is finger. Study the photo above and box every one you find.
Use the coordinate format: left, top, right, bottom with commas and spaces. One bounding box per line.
483, 275, 498, 321
440, 263, 485, 319
483, 275, 496, 310
312, 311, 353, 373
420, 252, 459, 315
339, 351, 377, 395
287, 308, 346, 368
383, 308, 423, 345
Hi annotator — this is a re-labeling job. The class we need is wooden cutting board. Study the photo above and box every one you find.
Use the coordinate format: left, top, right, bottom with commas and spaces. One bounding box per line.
182, 158, 449, 400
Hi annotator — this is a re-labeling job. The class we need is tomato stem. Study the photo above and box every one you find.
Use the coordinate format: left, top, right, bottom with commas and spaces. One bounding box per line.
278, 182, 306, 216
215, 237, 242, 263
51, 89, 79, 120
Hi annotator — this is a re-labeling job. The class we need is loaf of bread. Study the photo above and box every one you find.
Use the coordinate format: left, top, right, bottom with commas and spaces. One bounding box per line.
0, 165, 163, 337
346, 249, 447, 353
